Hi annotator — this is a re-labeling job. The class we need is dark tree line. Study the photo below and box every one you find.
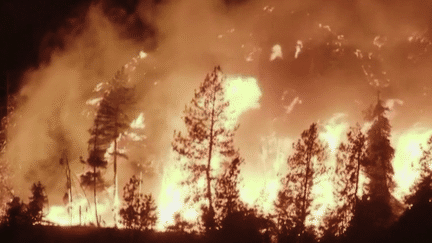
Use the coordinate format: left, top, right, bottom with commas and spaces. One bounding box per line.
0, 181, 48, 227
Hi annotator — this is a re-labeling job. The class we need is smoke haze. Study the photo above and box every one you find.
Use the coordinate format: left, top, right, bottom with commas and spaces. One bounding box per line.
4, 0, 432, 219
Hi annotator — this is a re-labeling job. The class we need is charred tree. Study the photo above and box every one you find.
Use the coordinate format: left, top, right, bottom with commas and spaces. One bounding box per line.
275, 123, 327, 243
59, 152, 73, 223
172, 66, 238, 231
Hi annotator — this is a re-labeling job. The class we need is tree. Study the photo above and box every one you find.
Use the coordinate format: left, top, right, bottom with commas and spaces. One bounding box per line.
0, 196, 29, 227
322, 124, 367, 237
80, 64, 135, 227
27, 181, 48, 225
215, 157, 244, 227
59, 151, 74, 223
93, 66, 135, 226
274, 123, 327, 243
172, 66, 238, 231
212, 156, 273, 242
167, 212, 194, 233
362, 93, 395, 228
80, 153, 107, 227
119, 175, 157, 231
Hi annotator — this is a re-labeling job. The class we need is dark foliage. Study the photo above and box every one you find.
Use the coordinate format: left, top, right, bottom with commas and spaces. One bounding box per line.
0, 196, 30, 227
364, 96, 395, 204
172, 66, 238, 231
79, 170, 106, 191
166, 212, 194, 233
215, 157, 244, 226
119, 175, 157, 231
321, 125, 367, 237
275, 123, 327, 243
27, 181, 48, 225
362, 97, 396, 229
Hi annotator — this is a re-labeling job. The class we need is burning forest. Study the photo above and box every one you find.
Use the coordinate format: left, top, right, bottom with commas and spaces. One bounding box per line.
1, 0, 432, 243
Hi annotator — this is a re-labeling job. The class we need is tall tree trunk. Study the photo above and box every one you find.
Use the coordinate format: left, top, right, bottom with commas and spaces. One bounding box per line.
299, 148, 312, 243
113, 135, 118, 228
354, 152, 361, 209
94, 166, 99, 227
92, 120, 100, 227
205, 87, 217, 230
113, 108, 120, 228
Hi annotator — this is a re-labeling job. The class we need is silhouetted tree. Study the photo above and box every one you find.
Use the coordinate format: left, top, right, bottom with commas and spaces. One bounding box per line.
322, 124, 367, 237
172, 66, 238, 231
119, 175, 157, 231
167, 212, 194, 233
362, 94, 395, 228
80, 152, 107, 227
215, 157, 244, 226
84, 60, 138, 227
275, 123, 327, 243
0, 196, 29, 227
27, 181, 48, 225
59, 151, 74, 222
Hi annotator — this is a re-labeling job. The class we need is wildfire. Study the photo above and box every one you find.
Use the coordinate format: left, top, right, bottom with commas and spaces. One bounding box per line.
392, 126, 432, 201
45, 187, 118, 227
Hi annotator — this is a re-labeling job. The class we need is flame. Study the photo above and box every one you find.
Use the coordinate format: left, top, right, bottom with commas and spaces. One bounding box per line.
224, 75, 262, 126
392, 126, 432, 201
239, 133, 292, 212
45, 188, 118, 227
130, 113, 145, 129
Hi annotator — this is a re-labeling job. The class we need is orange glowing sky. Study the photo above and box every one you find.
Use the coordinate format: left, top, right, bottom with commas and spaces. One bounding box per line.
3, 0, 432, 229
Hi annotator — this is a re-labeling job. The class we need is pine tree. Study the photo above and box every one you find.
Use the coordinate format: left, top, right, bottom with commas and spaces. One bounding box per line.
81, 64, 135, 227
27, 181, 48, 225
275, 123, 327, 243
323, 124, 367, 236
80, 141, 108, 227
172, 66, 238, 231
95, 66, 135, 226
364, 96, 395, 200
362, 93, 395, 228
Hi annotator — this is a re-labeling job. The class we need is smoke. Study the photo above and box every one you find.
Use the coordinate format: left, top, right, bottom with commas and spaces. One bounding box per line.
6, 3, 152, 201
6, 0, 432, 227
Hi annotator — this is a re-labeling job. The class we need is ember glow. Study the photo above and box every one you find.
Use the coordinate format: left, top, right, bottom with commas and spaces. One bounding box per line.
3, 1, 432, 239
